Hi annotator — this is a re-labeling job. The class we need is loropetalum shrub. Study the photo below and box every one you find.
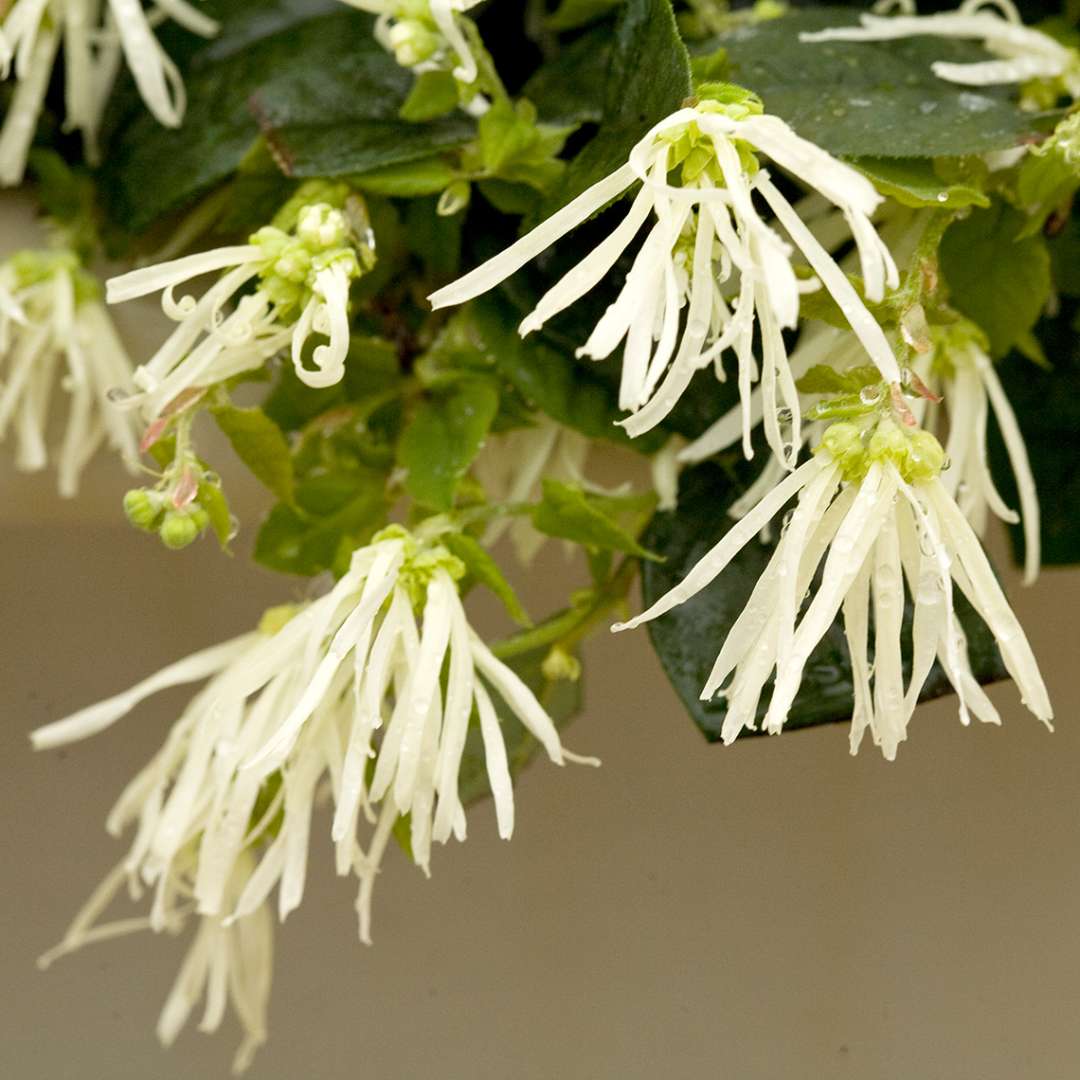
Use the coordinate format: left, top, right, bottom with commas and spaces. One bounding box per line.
3, 0, 1078, 1069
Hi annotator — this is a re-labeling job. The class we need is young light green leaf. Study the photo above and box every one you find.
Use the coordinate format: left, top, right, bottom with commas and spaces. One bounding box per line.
400, 70, 460, 122
197, 480, 234, 550
398, 376, 500, 511
940, 201, 1052, 358
442, 532, 531, 627
532, 479, 660, 560
211, 403, 295, 505
850, 157, 989, 210
348, 157, 462, 198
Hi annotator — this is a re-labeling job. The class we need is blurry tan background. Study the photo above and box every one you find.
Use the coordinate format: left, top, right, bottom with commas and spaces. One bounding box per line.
3, 197, 1080, 1080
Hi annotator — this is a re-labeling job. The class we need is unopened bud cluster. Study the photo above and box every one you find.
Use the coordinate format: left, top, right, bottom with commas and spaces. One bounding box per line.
817, 418, 946, 484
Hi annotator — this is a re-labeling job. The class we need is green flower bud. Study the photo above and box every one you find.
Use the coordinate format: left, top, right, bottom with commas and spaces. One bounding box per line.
817, 421, 867, 479
903, 429, 946, 483
541, 646, 581, 683
388, 19, 440, 66
123, 489, 164, 532
159, 510, 201, 550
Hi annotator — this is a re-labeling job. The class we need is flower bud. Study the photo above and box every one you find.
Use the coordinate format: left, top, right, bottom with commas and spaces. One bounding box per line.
159, 510, 201, 550
388, 19, 439, 67
436, 181, 471, 217
123, 489, 163, 532
541, 646, 581, 683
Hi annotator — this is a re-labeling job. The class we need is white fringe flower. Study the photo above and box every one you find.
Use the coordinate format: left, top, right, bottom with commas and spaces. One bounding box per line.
924, 321, 1040, 585
106, 199, 366, 418
32, 526, 594, 1063
801, 0, 1080, 97
613, 416, 1052, 759
37, 851, 273, 1074
429, 85, 900, 467
0, 0, 219, 185
0, 249, 139, 494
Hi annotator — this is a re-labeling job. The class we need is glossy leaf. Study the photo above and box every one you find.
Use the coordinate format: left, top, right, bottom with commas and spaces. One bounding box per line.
398, 376, 500, 511
211, 403, 295, 504
940, 201, 1052, 359
850, 156, 989, 210
714, 7, 1044, 158
532, 479, 659, 560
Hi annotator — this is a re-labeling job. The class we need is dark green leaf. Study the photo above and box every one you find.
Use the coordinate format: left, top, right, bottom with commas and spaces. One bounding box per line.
398, 376, 500, 511
521, 27, 611, 126
547, 0, 623, 31
641, 461, 1008, 743
940, 200, 1052, 358
990, 298, 1080, 567
211, 403, 295, 504
543, 0, 692, 215
850, 156, 989, 210
532, 479, 660, 559
442, 532, 531, 627
715, 7, 1045, 158
99, 4, 473, 230
254, 468, 388, 576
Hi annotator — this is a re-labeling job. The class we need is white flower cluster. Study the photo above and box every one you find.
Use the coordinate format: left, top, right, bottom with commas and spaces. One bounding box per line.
106, 195, 368, 419
615, 418, 1052, 759
0, 248, 139, 494
32, 526, 595, 1068
430, 87, 900, 466
0, 0, 219, 185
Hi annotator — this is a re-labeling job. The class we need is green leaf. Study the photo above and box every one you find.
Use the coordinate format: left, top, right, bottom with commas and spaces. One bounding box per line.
477, 98, 574, 191
849, 156, 989, 210
532, 479, 660, 560
398, 376, 500, 511
521, 27, 611, 126
640, 461, 1008, 743
198, 480, 234, 550
989, 297, 1080, 567
254, 468, 389, 576
442, 533, 531, 627
715, 7, 1045, 158
399, 70, 460, 122
547, 0, 623, 31
211, 403, 295, 504
543, 0, 692, 215
940, 200, 1052, 358
348, 156, 461, 198
99, 3, 473, 230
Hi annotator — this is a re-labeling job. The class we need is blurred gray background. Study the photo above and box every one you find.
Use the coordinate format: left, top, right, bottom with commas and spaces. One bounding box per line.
3, 198, 1080, 1080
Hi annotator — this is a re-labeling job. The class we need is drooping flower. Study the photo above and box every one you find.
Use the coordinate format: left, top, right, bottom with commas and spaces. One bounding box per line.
0, 248, 139, 495
0, 0, 219, 186
800, 0, 1080, 97
38, 852, 273, 1074
922, 321, 1040, 585
32, 526, 594, 1062
341, 0, 486, 85
429, 85, 900, 466
106, 189, 371, 418
613, 415, 1052, 759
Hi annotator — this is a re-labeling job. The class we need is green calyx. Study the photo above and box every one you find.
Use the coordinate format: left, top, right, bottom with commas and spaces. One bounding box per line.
662, 86, 762, 189
6, 249, 101, 305
252, 201, 363, 320
372, 524, 467, 608
816, 419, 946, 484
125, 485, 212, 550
